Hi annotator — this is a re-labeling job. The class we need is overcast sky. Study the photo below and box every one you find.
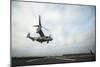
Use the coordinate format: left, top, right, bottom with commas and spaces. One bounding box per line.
12, 1, 96, 57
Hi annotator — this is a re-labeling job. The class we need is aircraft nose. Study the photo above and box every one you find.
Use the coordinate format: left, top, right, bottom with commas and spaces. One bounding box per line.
51, 38, 53, 41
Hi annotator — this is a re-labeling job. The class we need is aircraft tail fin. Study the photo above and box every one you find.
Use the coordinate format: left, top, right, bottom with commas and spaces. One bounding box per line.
27, 33, 30, 38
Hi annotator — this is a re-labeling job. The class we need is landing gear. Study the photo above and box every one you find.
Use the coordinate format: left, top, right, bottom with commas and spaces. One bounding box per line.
47, 41, 49, 44
41, 41, 43, 44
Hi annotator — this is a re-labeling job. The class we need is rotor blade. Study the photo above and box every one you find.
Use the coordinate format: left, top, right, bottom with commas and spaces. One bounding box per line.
33, 25, 39, 27
39, 15, 42, 26
42, 26, 48, 31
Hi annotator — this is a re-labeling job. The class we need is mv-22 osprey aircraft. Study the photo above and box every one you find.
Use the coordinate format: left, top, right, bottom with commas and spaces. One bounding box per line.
27, 16, 53, 43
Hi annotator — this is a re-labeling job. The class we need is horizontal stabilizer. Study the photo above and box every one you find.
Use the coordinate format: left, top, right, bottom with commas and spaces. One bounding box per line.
27, 33, 30, 38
